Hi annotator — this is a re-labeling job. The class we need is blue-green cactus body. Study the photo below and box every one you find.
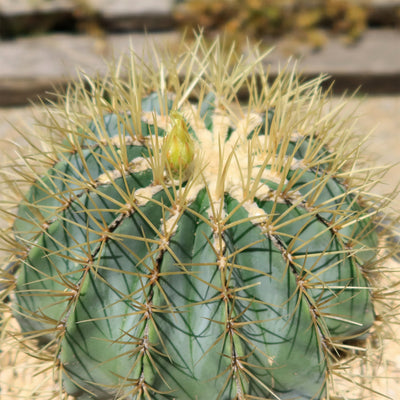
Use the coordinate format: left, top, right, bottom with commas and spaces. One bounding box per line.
11, 85, 377, 400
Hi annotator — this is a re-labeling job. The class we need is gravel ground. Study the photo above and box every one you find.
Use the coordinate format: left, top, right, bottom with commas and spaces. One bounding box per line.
0, 95, 399, 399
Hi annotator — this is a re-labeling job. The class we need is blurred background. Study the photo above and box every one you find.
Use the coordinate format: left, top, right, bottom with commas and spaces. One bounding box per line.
1, 0, 400, 101
0, 2, 400, 397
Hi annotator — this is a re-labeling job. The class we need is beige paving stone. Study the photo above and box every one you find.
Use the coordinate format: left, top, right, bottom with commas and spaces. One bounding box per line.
1, 30, 400, 106
0, 32, 181, 105
0, 0, 72, 14
0, 0, 175, 15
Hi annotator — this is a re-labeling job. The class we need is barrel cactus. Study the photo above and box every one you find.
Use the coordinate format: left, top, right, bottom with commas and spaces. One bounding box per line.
0, 35, 398, 400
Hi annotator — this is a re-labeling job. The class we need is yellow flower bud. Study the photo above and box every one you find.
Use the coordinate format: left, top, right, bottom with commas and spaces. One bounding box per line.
164, 112, 195, 179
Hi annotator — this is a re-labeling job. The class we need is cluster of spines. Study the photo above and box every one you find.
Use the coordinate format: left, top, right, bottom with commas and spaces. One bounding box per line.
0, 34, 396, 400
9, 121, 376, 399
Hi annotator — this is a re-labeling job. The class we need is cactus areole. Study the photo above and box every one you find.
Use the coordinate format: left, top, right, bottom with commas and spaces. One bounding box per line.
4, 36, 386, 400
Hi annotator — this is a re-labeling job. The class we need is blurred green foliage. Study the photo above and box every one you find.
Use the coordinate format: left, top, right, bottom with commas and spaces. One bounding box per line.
174, 0, 399, 48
